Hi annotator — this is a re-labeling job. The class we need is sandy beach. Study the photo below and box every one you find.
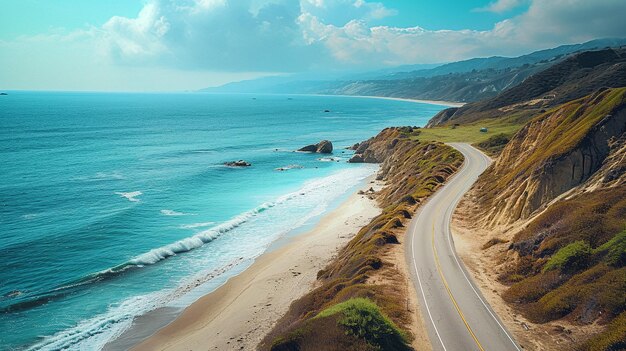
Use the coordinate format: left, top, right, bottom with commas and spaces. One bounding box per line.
128, 177, 382, 351
321, 94, 466, 107
350, 95, 465, 107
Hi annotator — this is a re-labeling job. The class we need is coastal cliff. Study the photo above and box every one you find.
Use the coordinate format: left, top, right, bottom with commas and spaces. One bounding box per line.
260, 128, 463, 350
452, 87, 626, 350
472, 87, 626, 226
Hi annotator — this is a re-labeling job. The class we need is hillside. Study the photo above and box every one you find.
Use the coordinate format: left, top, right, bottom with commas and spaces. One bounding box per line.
260, 128, 463, 350
386, 38, 626, 80
474, 87, 626, 226
427, 48, 626, 127
203, 39, 626, 104
454, 88, 626, 350
319, 63, 544, 103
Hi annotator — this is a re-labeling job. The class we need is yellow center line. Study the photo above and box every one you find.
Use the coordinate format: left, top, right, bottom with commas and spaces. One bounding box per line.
431, 221, 486, 351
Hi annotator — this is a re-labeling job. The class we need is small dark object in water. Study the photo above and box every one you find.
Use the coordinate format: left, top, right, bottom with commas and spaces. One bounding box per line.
224, 160, 251, 167
324, 109, 330, 112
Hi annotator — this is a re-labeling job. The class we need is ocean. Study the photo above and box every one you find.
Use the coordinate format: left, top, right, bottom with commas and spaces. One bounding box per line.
0, 92, 446, 350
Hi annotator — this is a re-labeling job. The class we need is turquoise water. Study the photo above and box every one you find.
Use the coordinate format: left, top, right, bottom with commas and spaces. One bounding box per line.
0, 92, 446, 350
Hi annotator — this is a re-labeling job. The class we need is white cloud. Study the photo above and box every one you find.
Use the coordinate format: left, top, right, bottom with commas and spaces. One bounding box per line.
99, 0, 320, 71
298, 0, 626, 66
96, 0, 625, 70
475, 0, 529, 13
1, 0, 625, 91
300, 0, 396, 24
101, 3, 171, 63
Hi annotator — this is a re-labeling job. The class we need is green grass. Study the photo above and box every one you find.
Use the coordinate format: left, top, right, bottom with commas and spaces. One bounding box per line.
543, 240, 592, 273
316, 298, 408, 347
414, 117, 524, 144
269, 297, 412, 351
594, 229, 626, 267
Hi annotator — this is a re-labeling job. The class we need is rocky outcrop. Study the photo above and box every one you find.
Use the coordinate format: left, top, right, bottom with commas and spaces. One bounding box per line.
470, 87, 626, 227
224, 160, 251, 167
298, 140, 333, 153
345, 127, 462, 205
426, 107, 459, 128
348, 127, 419, 165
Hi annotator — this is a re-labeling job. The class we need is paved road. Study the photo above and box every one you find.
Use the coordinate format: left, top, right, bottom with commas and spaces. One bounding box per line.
406, 143, 521, 351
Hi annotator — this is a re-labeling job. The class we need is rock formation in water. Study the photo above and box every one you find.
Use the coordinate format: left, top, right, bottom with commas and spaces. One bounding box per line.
298, 140, 333, 153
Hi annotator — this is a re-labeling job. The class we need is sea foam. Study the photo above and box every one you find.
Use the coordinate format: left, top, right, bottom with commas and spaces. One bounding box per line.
160, 209, 192, 216
25, 165, 378, 350
115, 191, 142, 202
180, 221, 215, 229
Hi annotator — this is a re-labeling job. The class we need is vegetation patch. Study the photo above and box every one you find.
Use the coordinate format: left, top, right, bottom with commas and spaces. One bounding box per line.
593, 229, 626, 267
413, 115, 524, 145
315, 298, 409, 350
499, 186, 626, 346
542, 240, 592, 273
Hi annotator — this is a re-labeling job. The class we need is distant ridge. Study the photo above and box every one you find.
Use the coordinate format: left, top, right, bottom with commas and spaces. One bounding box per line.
387, 37, 626, 79
201, 38, 626, 104
427, 47, 626, 126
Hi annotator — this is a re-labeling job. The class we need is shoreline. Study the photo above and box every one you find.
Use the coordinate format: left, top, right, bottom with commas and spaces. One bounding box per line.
311, 93, 466, 107
113, 175, 381, 351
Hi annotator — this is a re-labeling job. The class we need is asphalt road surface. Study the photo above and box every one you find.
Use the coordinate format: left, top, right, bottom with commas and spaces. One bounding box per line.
406, 143, 522, 351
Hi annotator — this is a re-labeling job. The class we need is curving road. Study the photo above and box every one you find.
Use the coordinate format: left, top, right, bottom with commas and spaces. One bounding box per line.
406, 143, 522, 351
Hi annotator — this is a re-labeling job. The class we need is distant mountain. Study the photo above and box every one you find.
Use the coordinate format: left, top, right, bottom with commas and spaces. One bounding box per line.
427, 47, 626, 126
316, 63, 546, 102
202, 38, 626, 102
386, 38, 626, 80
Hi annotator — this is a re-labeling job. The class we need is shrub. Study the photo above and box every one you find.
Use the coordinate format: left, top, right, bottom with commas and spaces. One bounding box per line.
543, 240, 592, 273
316, 298, 409, 350
594, 229, 626, 267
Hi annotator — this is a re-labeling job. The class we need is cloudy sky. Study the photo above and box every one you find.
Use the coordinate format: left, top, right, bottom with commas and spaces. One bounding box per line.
1, 0, 625, 91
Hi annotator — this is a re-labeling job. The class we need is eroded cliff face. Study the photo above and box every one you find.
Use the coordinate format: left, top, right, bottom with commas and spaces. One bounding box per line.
472, 88, 626, 227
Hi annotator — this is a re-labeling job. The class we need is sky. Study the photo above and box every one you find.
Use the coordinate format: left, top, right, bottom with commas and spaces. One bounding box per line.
0, 0, 625, 92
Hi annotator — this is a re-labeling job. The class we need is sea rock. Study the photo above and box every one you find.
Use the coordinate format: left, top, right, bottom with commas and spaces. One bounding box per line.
0, 92, 7, 96
347, 142, 360, 150
316, 140, 333, 153
298, 140, 333, 153
224, 160, 251, 167
298, 144, 318, 152
349, 154, 364, 163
